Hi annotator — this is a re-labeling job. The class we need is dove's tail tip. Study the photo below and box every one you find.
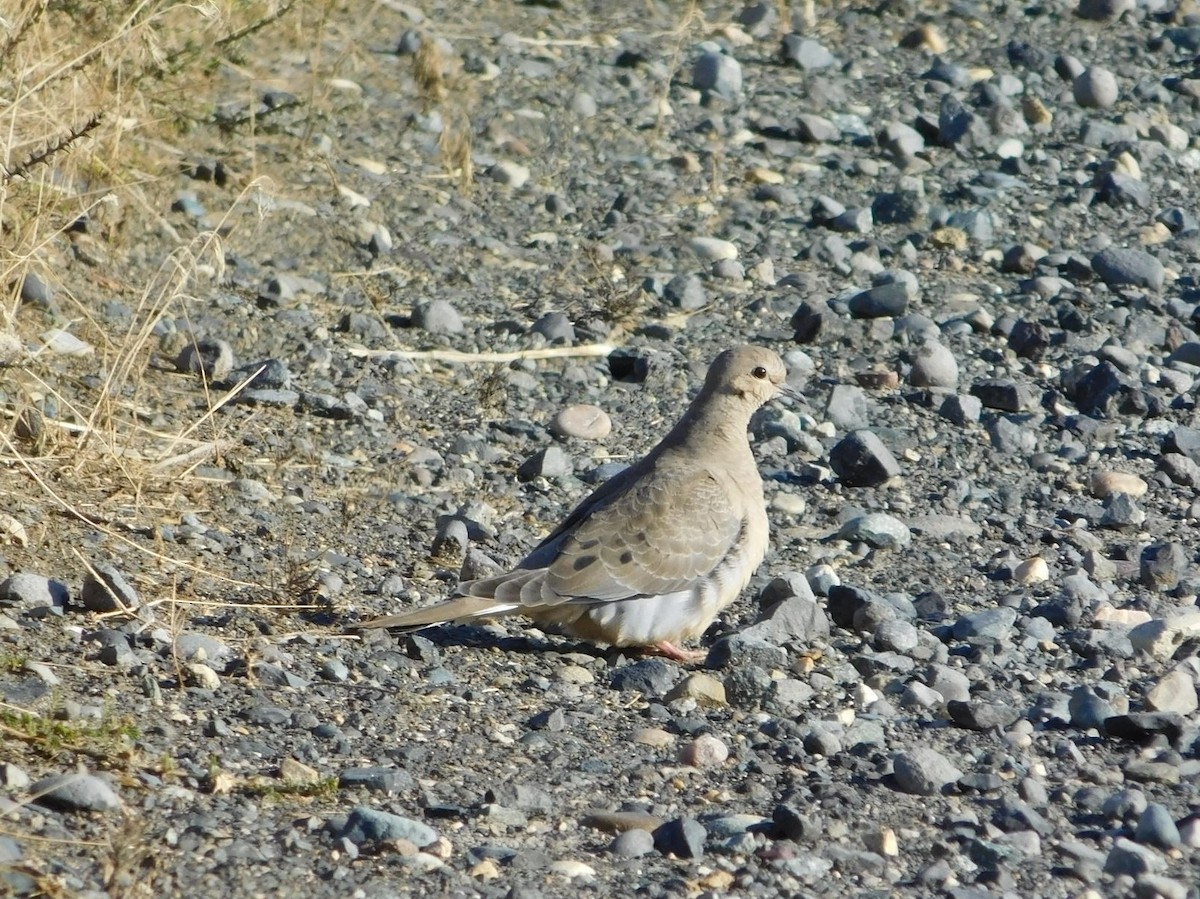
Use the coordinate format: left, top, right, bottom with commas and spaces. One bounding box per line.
351, 596, 519, 631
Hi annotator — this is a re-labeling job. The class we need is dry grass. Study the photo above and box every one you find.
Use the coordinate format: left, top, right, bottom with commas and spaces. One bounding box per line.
0, 2, 309, 581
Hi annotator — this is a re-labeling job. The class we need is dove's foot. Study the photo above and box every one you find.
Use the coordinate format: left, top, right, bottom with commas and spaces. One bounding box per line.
648, 641, 708, 663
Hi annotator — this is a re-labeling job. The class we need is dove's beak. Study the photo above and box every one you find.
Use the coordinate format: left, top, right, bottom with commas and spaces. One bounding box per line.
776, 381, 804, 403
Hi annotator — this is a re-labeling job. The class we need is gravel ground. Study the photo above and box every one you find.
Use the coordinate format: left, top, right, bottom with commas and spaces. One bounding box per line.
3, 0, 1200, 896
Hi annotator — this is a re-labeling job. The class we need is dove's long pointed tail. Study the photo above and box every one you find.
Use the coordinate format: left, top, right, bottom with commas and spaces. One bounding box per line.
355, 595, 519, 630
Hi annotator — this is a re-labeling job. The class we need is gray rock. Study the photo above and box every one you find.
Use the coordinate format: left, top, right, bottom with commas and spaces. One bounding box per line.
706, 633, 788, 671
1091, 247, 1164, 291
847, 282, 908, 318
0, 574, 69, 612
530, 311, 575, 344
413, 299, 464, 334
742, 594, 830, 645
909, 341, 958, 389
1073, 67, 1119, 107
1069, 685, 1116, 729
892, 748, 963, 795
953, 607, 1017, 641
826, 384, 868, 430
692, 50, 741, 99
781, 35, 836, 70
338, 767, 415, 794
1135, 804, 1181, 849
664, 273, 707, 309
609, 659, 678, 695
1104, 838, 1166, 876
30, 772, 122, 812
652, 816, 706, 858
940, 394, 982, 426
837, 513, 911, 550
332, 806, 437, 848
517, 446, 572, 480
81, 563, 140, 613
829, 430, 901, 487
611, 828, 655, 858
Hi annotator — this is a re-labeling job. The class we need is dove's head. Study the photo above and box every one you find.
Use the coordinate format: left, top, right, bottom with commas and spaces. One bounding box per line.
706, 345, 800, 407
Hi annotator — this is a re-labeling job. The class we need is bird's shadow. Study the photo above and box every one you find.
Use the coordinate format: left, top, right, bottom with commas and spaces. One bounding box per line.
394, 622, 608, 660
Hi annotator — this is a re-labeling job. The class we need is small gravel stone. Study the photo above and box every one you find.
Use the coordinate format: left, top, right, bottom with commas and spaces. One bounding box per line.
909, 340, 958, 389
609, 659, 678, 695
175, 337, 235, 381
781, 34, 836, 70
30, 772, 122, 813
1135, 804, 1181, 849
836, 513, 911, 550
1144, 669, 1198, 715
892, 748, 963, 795
80, 563, 140, 613
1091, 247, 1165, 291
0, 574, 69, 612
517, 446, 572, 480
1073, 67, 1119, 108
652, 816, 706, 858
412, 299, 464, 334
829, 430, 901, 487
611, 829, 655, 858
663, 273, 707, 310
550, 405, 612, 440
333, 806, 436, 848
678, 734, 729, 768
692, 51, 741, 99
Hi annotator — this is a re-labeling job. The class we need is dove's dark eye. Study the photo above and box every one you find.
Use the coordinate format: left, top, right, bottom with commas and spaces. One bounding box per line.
751, 366, 768, 379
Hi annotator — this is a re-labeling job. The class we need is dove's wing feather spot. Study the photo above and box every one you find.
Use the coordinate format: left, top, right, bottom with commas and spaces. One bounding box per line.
541, 469, 741, 604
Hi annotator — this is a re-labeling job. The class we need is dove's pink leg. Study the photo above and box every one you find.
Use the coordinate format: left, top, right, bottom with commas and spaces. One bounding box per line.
649, 641, 708, 663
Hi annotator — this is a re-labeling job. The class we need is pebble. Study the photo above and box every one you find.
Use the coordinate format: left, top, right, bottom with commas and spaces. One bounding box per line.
829, 430, 902, 487
652, 816, 706, 858
80, 563, 140, 613
611, 828, 655, 858
688, 236, 738, 261
1135, 805, 1181, 849
1073, 67, 1119, 108
30, 772, 122, 812
781, 35, 836, 70
175, 337, 235, 381
1091, 247, 1164, 291
412, 299, 464, 334
892, 748, 963, 795
549, 405, 611, 440
0, 573, 69, 612
909, 340, 958, 389
1144, 669, 1198, 715
836, 513, 911, 550
664, 673, 727, 706
332, 807, 437, 849
692, 51, 741, 99
678, 734, 729, 768
517, 446, 572, 480
609, 659, 677, 695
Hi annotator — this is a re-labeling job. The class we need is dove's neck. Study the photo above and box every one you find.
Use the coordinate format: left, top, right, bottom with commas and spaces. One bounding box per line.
658, 390, 756, 467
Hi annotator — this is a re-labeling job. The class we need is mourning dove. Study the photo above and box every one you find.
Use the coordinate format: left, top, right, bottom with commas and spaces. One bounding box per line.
358, 345, 799, 660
